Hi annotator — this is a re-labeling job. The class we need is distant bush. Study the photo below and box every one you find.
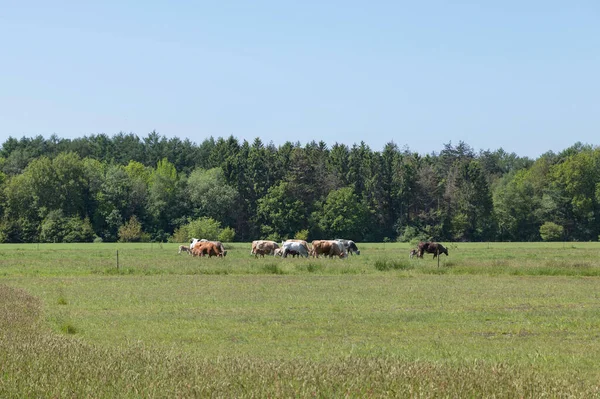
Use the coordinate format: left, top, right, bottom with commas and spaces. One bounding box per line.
118, 216, 144, 242
539, 222, 564, 242
218, 227, 236, 242
40, 211, 95, 243
170, 226, 189, 243
294, 229, 309, 241
186, 217, 222, 241
397, 226, 428, 244
264, 232, 282, 243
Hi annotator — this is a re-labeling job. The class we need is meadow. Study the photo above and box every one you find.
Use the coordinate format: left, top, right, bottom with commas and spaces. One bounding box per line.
1, 242, 600, 397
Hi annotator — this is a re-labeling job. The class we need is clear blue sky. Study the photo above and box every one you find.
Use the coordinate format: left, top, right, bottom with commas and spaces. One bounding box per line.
1, 1, 598, 159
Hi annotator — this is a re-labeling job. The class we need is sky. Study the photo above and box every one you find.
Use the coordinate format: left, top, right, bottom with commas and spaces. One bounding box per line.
1, 1, 598, 159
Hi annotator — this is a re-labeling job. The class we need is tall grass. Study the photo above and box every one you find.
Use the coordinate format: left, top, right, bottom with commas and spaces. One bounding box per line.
1, 285, 597, 397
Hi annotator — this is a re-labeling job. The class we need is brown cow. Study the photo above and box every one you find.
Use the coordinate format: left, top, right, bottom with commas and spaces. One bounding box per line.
190, 238, 227, 257
192, 242, 223, 258
311, 240, 347, 258
251, 240, 279, 258
310, 240, 326, 258
417, 242, 448, 258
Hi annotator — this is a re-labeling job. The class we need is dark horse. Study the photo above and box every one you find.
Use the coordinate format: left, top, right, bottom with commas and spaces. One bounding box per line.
417, 242, 449, 259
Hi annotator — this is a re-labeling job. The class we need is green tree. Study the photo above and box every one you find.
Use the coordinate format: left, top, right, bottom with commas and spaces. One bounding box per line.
186, 217, 223, 240
186, 167, 238, 226
40, 210, 94, 243
539, 222, 564, 242
313, 187, 371, 240
147, 158, 182, 237
52, 152, 87, 217
118, 215, 144, 242
549, 148, 600, 240
256, 182, 306, 239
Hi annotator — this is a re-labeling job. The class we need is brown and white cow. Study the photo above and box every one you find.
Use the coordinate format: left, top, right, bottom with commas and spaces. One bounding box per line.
251, 240, 280, 258
282, 239, 310, 258
190, 238, 227, 257
192, 242, 223, 258
311, 240, 347, 258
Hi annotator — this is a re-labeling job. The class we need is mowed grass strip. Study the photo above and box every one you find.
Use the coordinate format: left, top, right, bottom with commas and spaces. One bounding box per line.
1, 284, 597, 398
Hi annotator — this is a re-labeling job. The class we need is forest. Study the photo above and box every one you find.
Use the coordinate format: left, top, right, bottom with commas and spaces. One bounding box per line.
0, 131, 597, 243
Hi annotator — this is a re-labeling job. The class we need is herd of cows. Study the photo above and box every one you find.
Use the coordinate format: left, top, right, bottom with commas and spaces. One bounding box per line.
178, 238, 449, 260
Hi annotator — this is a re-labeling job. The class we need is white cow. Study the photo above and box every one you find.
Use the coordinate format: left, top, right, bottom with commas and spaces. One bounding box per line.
281, 241, 309, 258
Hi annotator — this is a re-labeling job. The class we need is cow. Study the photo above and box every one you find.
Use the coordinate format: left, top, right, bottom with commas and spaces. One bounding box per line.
274, 247, 302, 258
251, 240, 279, 258
311, 240, 347, 259
190, 238, 203, 250
417, 242, 449, 259
178, 245, 192, 255
336, 239, 360, 255
190, 238, 227, 257
282, 240, 310, 256
192, 242, 223, 258
409, 249, 418, 258
281, 241, 309, 258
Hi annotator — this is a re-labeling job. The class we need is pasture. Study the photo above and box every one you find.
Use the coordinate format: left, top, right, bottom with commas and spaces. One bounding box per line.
1, 242, 600, 397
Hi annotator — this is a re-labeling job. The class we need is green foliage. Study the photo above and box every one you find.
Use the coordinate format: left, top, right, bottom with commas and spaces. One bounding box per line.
397, 226, 428, 243
294, 229, 309, 241
264, 232, 282, 242
186, 217, 223, 241
539, 222, 564, 242
40, 211, 95, 243
0, 133, 597, 243
118, 216, 144, 242
256, 182, 306, 239
314, 187, 371, 240
218, 227, 236, 242
170, 226, 189, 243
187, 167, 238, 225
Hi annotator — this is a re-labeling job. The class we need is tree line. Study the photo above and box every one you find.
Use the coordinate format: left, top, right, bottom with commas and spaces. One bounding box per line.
0, 132, 597, 243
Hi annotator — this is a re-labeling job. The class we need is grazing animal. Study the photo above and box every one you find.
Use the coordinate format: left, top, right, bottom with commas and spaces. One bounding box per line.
417, 242, 449, 258
275, 247, 301, 258
282, 240, 310, 256
409, 249, 418, 258
190, 238, 227, 257
336, 239, 360, 255
311, 240, 347, 258
251, 240, 279, 257
192, 242, 223, 258
281, 241, 309, 258
178, 245, 192, 255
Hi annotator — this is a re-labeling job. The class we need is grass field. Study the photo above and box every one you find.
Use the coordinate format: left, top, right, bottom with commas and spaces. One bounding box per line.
1, 242, 600, 397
